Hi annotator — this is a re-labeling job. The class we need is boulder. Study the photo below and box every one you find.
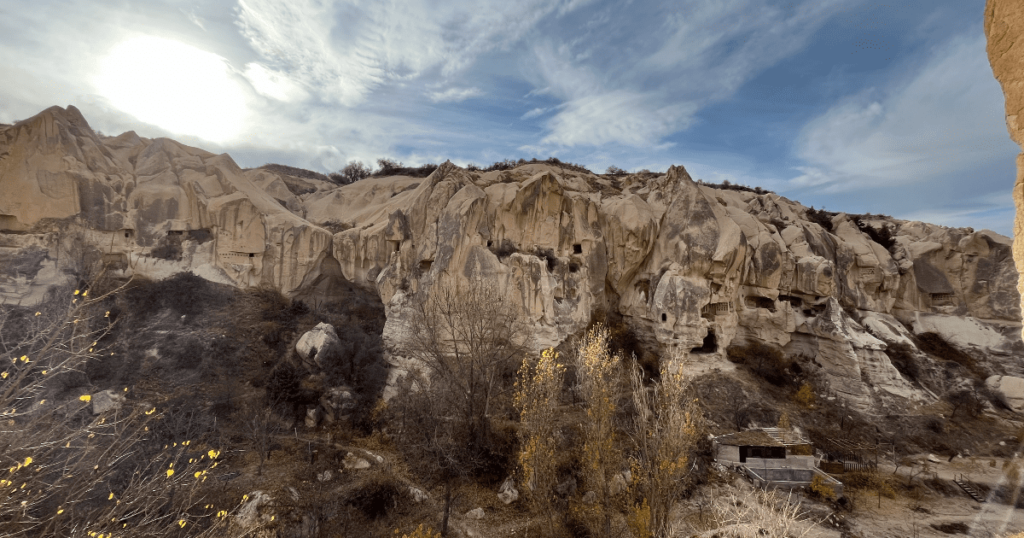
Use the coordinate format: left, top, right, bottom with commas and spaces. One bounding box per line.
91, 389, 125, 415
342, 452, 371, 470
497, 476, 518, 504
304, 406, 321, 428
234, 491, 273, 530
465, 508, 485, 520
986, 375, 1024, 412
409, 487, 429, 503
296, 323, 341, 369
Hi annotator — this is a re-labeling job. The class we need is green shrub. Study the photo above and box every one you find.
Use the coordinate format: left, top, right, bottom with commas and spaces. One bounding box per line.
806, 207, 836, 232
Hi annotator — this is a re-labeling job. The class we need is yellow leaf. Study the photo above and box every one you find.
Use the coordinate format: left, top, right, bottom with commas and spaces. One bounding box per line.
22, 457, 31, 467
34, 312, 40, 316
108, 492, 114, 500
74, 290, 79, 295
79, 395, 91, 402
178, 519, 187, 528
166, 469, 174, 478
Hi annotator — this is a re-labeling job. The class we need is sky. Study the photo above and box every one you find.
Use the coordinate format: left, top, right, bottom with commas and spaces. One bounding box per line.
0, 0, 1018, 235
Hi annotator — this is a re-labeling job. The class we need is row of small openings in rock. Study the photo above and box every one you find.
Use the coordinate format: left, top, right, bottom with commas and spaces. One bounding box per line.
778, 295, 802, 307
484, 239, 583, 255
744, 296, 777, 312
930, 292, 956, 306
700, 302, 731, 320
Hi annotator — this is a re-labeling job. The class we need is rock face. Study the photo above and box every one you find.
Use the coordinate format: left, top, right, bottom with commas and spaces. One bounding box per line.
0, 106, 332, 302
986, 0, 1024, 339
2, 106, 1022, 411
986, 375, 1024, 412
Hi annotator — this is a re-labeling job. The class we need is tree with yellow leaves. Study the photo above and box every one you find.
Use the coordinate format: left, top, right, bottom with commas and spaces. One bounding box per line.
573, 324, 625, 538
515, 347, 566, 536
627, 359, 703, 538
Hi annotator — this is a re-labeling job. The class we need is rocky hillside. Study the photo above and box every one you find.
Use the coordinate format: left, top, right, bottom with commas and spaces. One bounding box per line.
1, 105, 1021, 413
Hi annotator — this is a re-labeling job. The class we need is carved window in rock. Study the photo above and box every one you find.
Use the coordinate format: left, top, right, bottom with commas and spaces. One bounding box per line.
779, 295, 802, 308
701, 302, 731, 319
744, 296, 776, 312
931, 293, 956, 306
860, 267, 875, 278
573, 243, 583, 254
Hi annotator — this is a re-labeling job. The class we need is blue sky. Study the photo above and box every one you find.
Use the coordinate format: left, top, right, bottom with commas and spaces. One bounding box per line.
0, 0, 1018, 234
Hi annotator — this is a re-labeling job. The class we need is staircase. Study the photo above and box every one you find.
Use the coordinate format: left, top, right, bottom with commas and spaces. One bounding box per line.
953, 475, 986, 503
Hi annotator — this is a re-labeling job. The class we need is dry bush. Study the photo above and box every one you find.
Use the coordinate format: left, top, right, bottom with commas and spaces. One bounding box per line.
0, 277, 250, 537
708, 488, 819, 538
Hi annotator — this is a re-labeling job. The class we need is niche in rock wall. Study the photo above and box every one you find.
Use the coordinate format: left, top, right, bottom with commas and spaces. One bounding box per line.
692, 329, 717, 354
802, 302, 827, 317
860, 267, 876, 278
388, 240, 400, 253
101, 252, 128, 270
701, 302, 731, 320
744, 296, 777, 312
187, 228, 213, 243
0, 214, 26, 232
636, 279, 651, 301
419, 260, 432, 273
931, 293, 956, 306
573, 243, 583, 254
779, 295, 802, 308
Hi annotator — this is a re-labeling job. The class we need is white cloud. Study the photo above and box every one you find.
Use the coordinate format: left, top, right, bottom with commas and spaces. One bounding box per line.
788, 32, 1018, 194
234, 0, 596, 106
428, 87, 483, 103
521, 107, 548, 120
541, 90, 697, 146
243, 63, 309, 103
530, 0, 851, 149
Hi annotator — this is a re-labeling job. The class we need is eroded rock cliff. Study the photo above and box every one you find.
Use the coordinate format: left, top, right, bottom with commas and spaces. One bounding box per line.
1, 105, 1020, 411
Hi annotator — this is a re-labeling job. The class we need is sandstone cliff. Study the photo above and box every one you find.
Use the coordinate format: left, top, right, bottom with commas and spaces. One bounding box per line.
1, 106, 1020, 411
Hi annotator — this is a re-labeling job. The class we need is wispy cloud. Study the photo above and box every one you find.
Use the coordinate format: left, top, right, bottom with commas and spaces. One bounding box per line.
528, 0, 852, 149
521, 107, 548, 120
234, 0, 596, 106
429, 87, 483, 103
788, 31, 1018, 194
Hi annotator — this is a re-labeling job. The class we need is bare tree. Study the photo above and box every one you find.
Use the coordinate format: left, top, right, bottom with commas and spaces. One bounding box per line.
241, 400, 278, 477
395, 280, 529, 535
0, 274, 237, 537
403, 279, 529, 453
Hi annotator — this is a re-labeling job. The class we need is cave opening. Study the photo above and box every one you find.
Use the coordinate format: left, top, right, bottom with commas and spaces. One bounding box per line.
692, 329, 717, 354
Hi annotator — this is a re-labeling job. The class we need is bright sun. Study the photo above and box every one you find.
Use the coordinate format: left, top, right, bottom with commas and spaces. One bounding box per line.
96, 36, 247, 143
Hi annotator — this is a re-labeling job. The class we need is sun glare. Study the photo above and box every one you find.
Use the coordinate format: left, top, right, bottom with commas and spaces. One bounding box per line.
96, 36, 247, 143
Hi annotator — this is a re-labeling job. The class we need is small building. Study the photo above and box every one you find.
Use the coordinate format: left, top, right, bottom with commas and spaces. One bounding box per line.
713, 430, 787, 465
713, 428, 844, 498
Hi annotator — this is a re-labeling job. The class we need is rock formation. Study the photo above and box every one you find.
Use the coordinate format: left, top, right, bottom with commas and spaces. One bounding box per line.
1, 105, 1021, 411
985, 0, 1024, 335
